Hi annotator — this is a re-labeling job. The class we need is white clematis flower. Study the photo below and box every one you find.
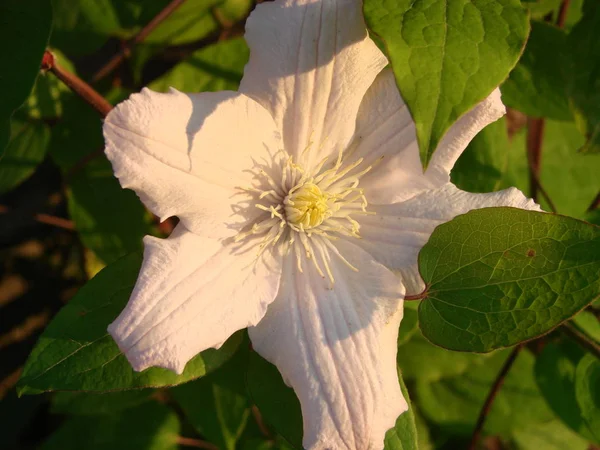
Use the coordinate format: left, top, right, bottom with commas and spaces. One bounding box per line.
103, 0, 540, 448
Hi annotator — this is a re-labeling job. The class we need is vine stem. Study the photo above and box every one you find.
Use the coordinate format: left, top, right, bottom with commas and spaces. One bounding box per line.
91, 0, 188, 83
176, 437, 218, 450
468, 345, 523, 450
41, 51, 113, 118
587, 190, 600, 212
561, 322, 600, 360
557, 0, 572, 28
0, 204, 75, 231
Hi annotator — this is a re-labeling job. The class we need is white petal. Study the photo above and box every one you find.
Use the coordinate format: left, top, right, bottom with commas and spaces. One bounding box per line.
108, 224, 282, 374
249, 239, 406, 450
348, 68, 436, 204
354, 183, 541, 295
240, 0, 387, 171
104, 89, 282, 239
426, 88, 506, 185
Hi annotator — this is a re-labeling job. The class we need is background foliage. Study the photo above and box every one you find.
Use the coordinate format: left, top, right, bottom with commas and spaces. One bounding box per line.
0, 0, 599, 449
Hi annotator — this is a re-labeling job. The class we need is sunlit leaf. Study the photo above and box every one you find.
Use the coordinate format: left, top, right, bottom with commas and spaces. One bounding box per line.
419, 208, 600, 352
364, 0, 529, 167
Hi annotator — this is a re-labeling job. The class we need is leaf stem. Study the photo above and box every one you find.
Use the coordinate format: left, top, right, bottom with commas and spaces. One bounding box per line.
526, 118, 557, 212
557, 0, 571, 28
468, 344, 523, 450
42, 51, 113, 118
91, 0, 188, 83
405, 289, 428, 301
561, 322, 600, 360
0, 204, 75, 231
176, 437, 218, 450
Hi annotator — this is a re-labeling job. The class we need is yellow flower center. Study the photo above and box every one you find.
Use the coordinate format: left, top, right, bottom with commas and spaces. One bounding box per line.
284, 182, 331, 229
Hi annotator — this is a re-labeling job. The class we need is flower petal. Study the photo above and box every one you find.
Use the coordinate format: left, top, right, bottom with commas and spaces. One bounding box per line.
354, 183, 541, 295
348, 68, 436, 204
249, 239, 406, 450
425, 88, 506, 185
108, 224, 282, 374
240, 0, 387, 171
104, 89, 282, 239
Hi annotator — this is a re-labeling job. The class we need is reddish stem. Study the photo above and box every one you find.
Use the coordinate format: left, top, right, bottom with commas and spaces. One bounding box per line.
91, 0, 188, 83
42, 51, 113, 118
468, 345, 523, 450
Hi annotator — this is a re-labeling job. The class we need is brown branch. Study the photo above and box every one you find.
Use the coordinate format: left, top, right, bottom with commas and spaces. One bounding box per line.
91, 0, 188, 83
42, 51, 113, 118
0, 204, 75, 231
468, 345, 523, 450
557, 0, 572, 28
561, 322, 600, 360
252, 405, 273, 438
587, 191, 600, 212
526, 118, 557, 212
176, 437, 218, 450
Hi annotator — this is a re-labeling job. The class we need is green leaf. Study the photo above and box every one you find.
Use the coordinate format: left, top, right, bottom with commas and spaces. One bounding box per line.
247, 351, 418, 450
451, 118, 510, 193
0, 0, 52, 153
172, 344, 252, 450
51, 390, 153, 416
49, 92, 152, 264
572, 310, 600, 344
397, 301, 419, 346
501, 21, 571, 120
50, 0, 121, 56
500, 120, 600, 219
398, 329, 492, 382
17, 253, 243, 395
418, 208, 600, 352
416, 348, 554, 436
246, 351, 303, 449
148, 38, 249, 93
364, 0, 529, 167
511, 418, 589, 450
0, 119, 50, 194
534, 341, 598, 443
40, 402, 180, 450
575, 354, 600, 442
21, 49, 76, 120
567, 0, 600, 154
383, 375, 418, 450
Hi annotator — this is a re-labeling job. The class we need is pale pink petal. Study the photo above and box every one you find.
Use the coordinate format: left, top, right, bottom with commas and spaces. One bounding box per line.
249, 239, 406, 450
240, 0, 387, 171
348, 68, 436, 204
108, 224, 282, 374
104, 89, 282, 239
354, 183, 541, 295
426, 89, 506, 185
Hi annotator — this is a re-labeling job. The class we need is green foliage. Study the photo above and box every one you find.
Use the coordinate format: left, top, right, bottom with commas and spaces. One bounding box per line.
50, 93, 152, 265
17, 253, 243, 395
51, 390, 153, 415
364, 0, 529, 167
567, 0, 600, 154
535, 341, 599, 443
574, 354, 600, 442
0, 119, 50, 194
502, 21, 571, 120
0, 0, 52, 153
149, 38, 249, 93
419, 208, 600, 352
40, 403, 180, 450
171, 345, 252, 450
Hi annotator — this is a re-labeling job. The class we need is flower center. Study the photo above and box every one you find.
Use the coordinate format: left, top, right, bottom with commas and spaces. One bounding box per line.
284, 182, 331, 229
235, 148, 377, 284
